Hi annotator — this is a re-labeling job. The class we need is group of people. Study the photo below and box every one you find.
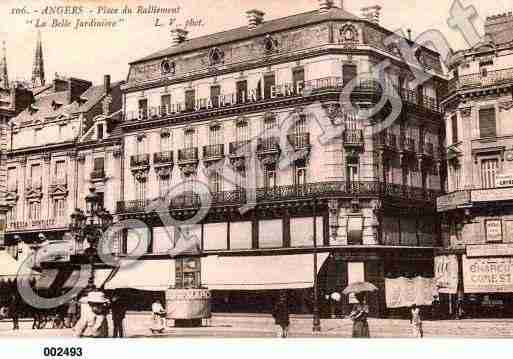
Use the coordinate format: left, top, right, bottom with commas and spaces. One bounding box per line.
272, 291, 424, 339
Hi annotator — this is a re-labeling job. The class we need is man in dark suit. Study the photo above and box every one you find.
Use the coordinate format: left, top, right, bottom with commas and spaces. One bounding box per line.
111, 293, 127, 338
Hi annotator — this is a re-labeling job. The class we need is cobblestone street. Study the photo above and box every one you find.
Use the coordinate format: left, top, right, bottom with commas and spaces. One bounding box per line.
1, 314, 513, 338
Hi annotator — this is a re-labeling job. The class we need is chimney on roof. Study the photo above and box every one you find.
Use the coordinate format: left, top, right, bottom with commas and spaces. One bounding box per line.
170, 29, 188, 47
104, 74, 111, 94
246, 9, 265, 29
319, 0, 335, 12
361, 5, 382, 25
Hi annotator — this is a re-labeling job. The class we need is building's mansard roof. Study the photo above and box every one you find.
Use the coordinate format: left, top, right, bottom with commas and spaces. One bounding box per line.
132, 8, 360, 64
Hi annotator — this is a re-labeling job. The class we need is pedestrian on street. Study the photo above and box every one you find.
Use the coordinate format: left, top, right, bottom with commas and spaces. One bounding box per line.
74, 291, 109, 338
349, 293, 370, 338
66, 297, 80, 328
111, 293, 127, 338
410, 304, 423, 338
272, 291, 290, 338
9, 294, 20, 330
150, 300, 166, 334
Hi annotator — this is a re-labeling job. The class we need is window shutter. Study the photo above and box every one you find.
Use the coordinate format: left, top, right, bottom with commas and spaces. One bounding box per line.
479, 108, 497, 138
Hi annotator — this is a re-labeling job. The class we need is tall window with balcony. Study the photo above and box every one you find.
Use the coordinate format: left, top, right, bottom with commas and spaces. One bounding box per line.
451, 114, 458, 145
7, 167, 17, 193
54, 160, 66, 184
210, 85, 220, 108
479, 108, 497, 138
264, 73, 275, 100
30, 164, 42, 189
29, 202, 41, 221
92, 157, 104, 180
208, 170, 223, 194
185, 89, 196, 112
450, 164, 461, 191
264, 165, 277, 190
53, 198, 66, 222
347, 158, 359, 190
343, 64, 358, 87
138, 99, 148, 120
292, 67, 305, 95
481, 159, 498, 189
161, 94, 171, 116
236, 80, 247, 104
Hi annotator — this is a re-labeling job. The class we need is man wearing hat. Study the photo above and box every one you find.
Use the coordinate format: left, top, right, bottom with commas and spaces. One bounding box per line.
74, 291, 109, 338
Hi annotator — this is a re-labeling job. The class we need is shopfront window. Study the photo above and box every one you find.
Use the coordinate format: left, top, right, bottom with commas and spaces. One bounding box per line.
175, 258, 201, 288
258, 219, 283, 248
229, 221, 252, 250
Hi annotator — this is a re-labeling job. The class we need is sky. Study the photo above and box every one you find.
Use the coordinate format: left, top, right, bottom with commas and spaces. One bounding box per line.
0, 0, 510, 86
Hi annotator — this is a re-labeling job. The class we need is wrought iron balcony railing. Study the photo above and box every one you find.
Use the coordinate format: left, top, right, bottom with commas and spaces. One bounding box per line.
203, 144, 224, 160
374, 132, 397, 150
448, 67, 513, 93
399, 136, 416, 153
343, 129, 364, 147
229, 140, 251, 157
116, 181, 441, 214
178, 148, 199, 163
130, 154, 150, 167
287, 133, 311, 149
153, 151, 174, 165
257, 137, 280, 153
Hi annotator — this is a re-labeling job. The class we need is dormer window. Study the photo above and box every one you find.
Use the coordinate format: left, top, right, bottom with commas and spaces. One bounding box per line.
161, 59, 176, 75
97, 123, 104, 140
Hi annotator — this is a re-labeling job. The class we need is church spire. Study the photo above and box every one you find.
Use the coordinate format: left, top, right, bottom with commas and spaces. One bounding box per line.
0, 40, 8, 89
32, 30, 45, 88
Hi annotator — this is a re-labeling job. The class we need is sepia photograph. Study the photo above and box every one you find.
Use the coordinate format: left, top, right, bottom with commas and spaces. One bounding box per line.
0, 0, 511, 346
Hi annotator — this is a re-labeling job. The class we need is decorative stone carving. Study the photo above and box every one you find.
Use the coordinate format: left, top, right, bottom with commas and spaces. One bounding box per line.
339, 23, 359, 48
161, 58, 176, 75
77, 153, 86, 163
132, 168, 149, 183
42, 152, 51, 163
262, 34, 279, 53
328, 200, 339, 215
208, 47, 225, 66
112, 146, 122, 158
259, 153, 280, 167
229, 157, 246, 171
460, 107, 472, 117
160, 128, 171, 138
136, 133, 146, 142
18, 156, 27, 166
179, 163, 198, 177
499, 101, 513, 111
155, 166, 172, 179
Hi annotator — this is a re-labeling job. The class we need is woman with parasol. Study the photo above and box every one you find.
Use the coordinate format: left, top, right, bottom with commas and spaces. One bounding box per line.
343, 282, 378, 338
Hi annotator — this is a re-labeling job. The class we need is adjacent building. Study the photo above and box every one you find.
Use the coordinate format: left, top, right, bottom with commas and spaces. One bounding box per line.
437, 11, 513, 317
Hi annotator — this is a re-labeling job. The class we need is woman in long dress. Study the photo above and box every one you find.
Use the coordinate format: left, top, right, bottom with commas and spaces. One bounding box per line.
410, 304, 423, 338
349, 293, 370, 338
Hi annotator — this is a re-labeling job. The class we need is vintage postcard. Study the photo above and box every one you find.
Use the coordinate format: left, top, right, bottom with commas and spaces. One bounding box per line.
0, 0, 511, 345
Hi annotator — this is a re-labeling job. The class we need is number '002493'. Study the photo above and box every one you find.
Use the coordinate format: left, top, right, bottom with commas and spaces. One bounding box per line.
43, 347, 83, 357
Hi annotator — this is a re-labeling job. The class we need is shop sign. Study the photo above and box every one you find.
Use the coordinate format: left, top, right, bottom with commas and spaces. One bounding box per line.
485, 219, 503, 243
496, 174, 513, 188
385, 277, 434, 308
467, 243, 513, 258
471, 187, 513, 202
436, 191, 471, 212
462, 256, 513, 293
434, 255, 458, 294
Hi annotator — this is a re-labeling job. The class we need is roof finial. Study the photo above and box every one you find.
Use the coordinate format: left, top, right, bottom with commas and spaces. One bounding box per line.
31, 30, 45, 88
0, 40, 8, 89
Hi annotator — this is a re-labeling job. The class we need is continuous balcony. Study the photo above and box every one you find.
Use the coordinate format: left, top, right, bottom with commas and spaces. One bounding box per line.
116, 181, 441, 214
448, 67, 513, 94
203, 144, 225, 162
153, 151, 174, 166
178, 148, 199, 164
257, 137, 280, 154
130, 154, 150, 168
123, 76, 441, 123
399, 136, 417, 154
287, 133, 311, 150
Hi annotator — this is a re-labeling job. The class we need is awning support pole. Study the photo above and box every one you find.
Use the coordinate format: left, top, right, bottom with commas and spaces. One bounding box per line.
313, 196, 321, 332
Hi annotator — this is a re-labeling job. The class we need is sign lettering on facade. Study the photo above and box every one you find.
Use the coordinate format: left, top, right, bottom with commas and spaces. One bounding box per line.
436, 191, 471, 212
485, 219, 503, 242
434, 255, 458, 294
385, 277, 434, 308
463, 256, 513, 293
467, 243, 513, 257
496, 174, 513, 188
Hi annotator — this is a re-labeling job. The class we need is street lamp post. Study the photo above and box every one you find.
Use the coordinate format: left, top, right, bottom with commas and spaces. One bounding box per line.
69, 186, 113, 291
312, 196, 321, 332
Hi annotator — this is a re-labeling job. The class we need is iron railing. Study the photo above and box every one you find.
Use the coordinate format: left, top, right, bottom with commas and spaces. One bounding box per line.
257, 137, 280, 153
343, 129, 364, 146
374, 132, 397, 150
116, 181, 441, 214
287, 133, 311, 149
229, 140, 251, 156
203, 144, 224, 159
448, 67, 513, 93
153, 151, 174, 165
130, 154, 150, 167
178, 148, 199, 163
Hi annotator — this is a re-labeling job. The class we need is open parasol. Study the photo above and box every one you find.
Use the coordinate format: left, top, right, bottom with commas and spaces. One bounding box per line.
342, 281, 378, 295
